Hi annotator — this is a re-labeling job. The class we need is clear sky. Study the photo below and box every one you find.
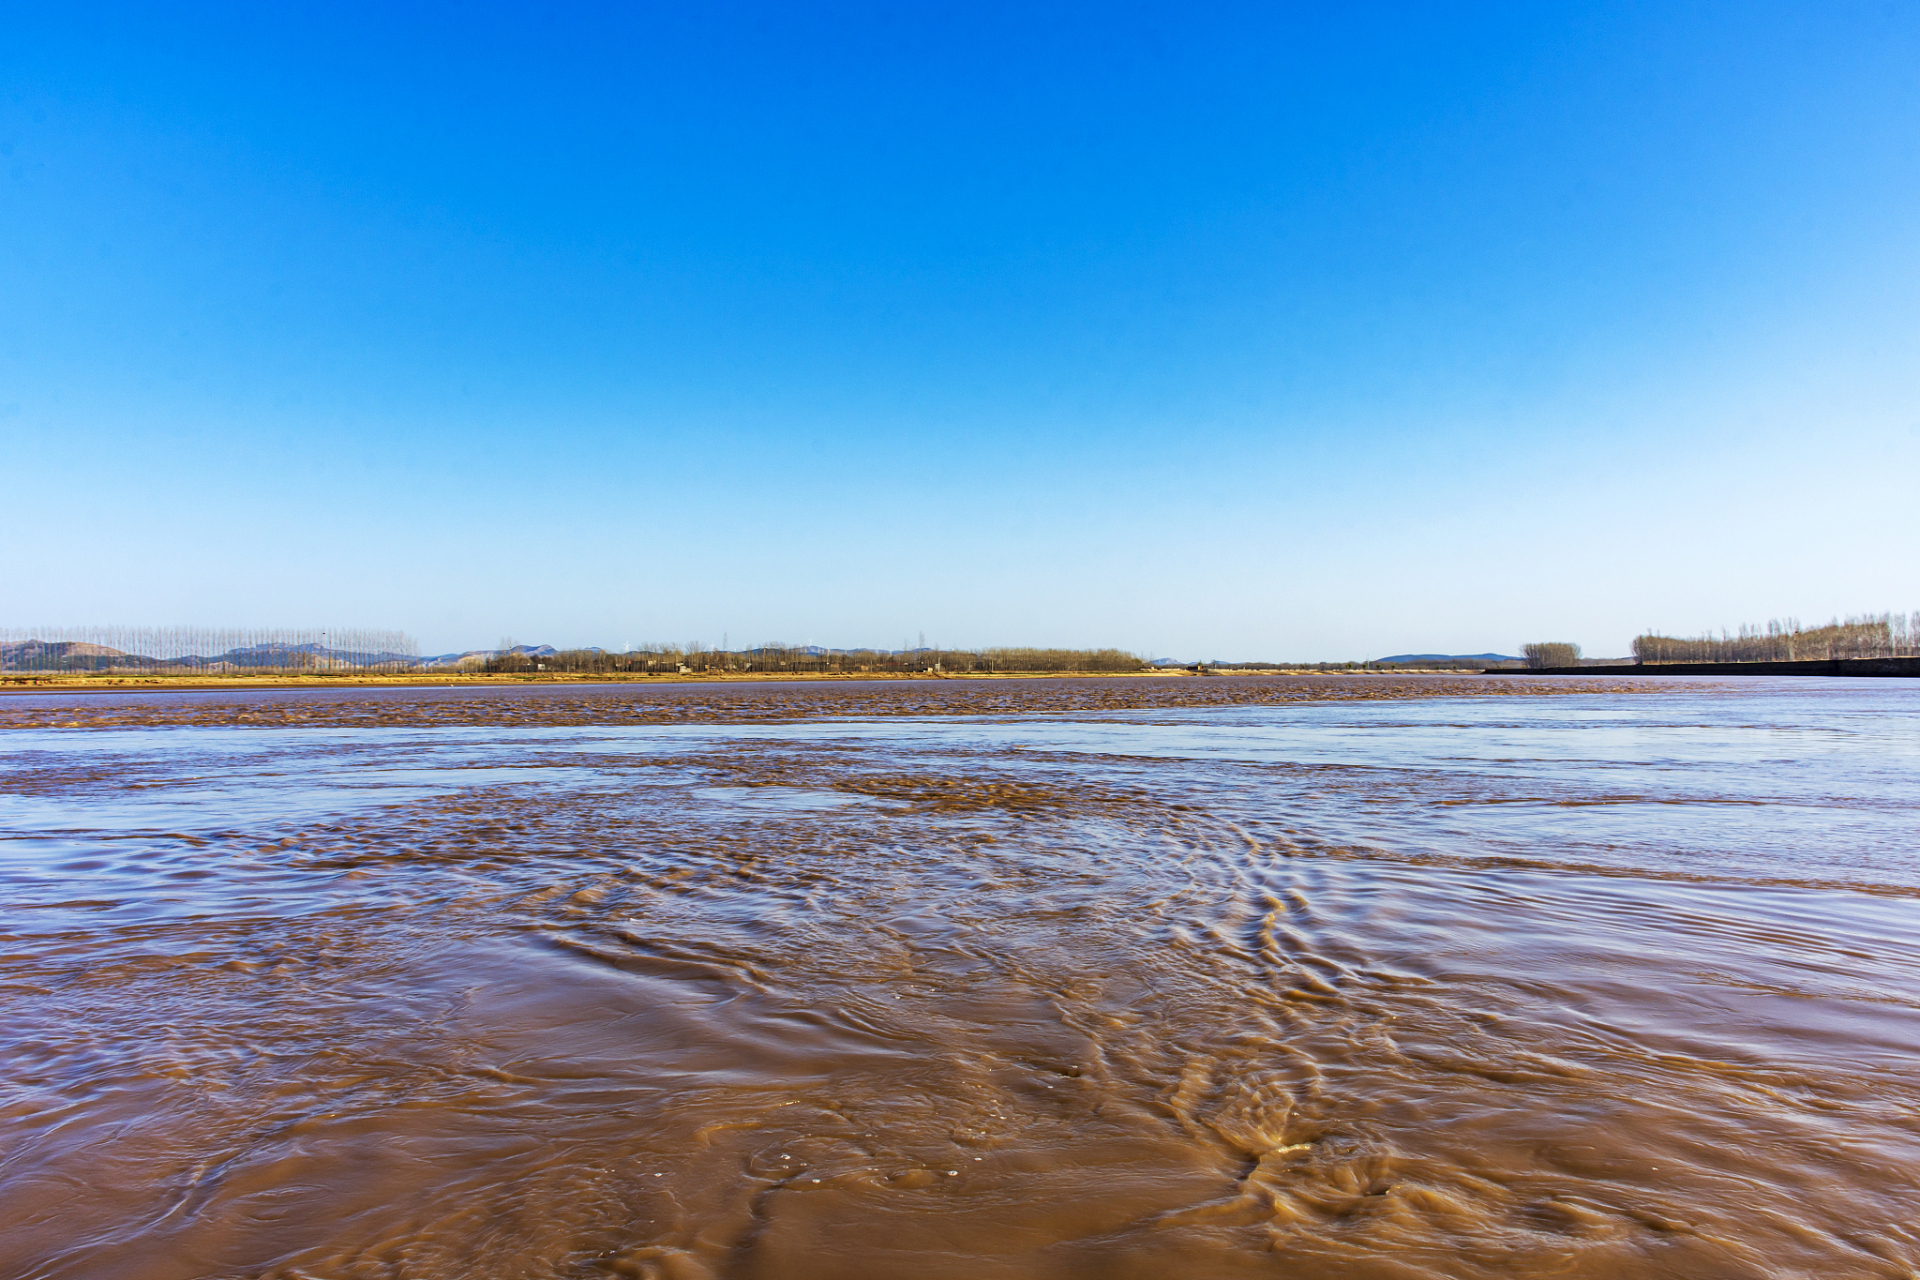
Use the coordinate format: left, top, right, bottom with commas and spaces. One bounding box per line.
4, 2, 1916, 660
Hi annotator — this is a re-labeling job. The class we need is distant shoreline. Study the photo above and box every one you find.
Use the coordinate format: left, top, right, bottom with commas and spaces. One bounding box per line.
0, 668, 1538, 694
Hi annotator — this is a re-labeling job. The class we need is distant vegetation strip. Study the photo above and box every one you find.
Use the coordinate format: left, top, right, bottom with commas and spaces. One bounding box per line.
1630, 613, 1918, 664
489, 649, 1516, 676
0, 630, 1155, 676
473, 644, 1146, 675
40, 623, 1842, 678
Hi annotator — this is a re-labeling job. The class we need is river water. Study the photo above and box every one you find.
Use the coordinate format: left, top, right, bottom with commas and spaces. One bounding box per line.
2, 675, 1916, 1279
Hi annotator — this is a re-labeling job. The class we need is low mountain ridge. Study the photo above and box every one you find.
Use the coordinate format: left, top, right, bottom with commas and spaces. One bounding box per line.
1376, 652, 1521, 664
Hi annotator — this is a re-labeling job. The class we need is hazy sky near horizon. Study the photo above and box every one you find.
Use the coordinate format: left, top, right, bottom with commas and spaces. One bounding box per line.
4, 2, 1917, 660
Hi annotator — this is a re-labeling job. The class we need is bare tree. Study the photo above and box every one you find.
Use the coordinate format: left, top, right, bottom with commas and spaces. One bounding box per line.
1632, 613, 1916, 664
1522, 642, 1582, 669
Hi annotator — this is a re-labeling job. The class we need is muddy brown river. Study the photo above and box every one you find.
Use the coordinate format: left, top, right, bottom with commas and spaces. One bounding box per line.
2, 675, 1917, 1278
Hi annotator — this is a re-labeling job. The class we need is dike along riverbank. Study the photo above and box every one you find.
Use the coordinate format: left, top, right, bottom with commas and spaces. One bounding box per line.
1488, 656, 1920, 677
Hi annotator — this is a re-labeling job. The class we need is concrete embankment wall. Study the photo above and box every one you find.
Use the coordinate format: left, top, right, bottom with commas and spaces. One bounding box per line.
1485, 657, 1920, 677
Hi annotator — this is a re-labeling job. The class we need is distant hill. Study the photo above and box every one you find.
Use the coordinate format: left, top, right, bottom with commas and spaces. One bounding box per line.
416, 644, 557, 667
1375, 653, 1521, 664
0, 640, 129, 663
2, 637, 423, 671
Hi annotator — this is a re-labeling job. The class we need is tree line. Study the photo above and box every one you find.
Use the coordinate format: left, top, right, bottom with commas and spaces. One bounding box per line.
479, 643, 1148, 676
1631, 613, 1919, 664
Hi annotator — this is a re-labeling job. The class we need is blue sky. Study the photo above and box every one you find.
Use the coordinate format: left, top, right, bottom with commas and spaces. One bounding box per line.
4, 2, 1916, 659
